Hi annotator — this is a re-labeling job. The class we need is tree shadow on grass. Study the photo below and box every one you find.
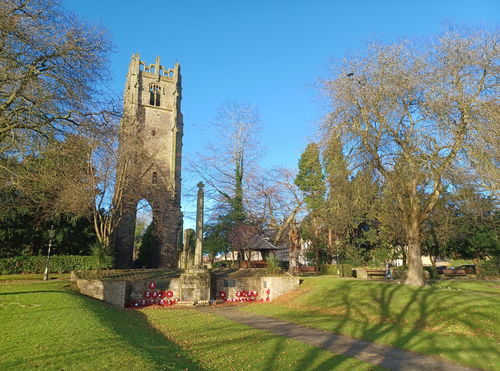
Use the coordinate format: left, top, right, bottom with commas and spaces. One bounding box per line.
76, 295, 204, 370
0, 282, 203, 370
286, 279, 499, 370
161, 307, 381, 371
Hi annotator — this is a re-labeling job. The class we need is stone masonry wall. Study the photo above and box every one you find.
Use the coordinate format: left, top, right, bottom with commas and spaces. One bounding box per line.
128, 278, 181, 302
75, 272, 301, 308
215, 276, 300, 302
76, 279, 129, 308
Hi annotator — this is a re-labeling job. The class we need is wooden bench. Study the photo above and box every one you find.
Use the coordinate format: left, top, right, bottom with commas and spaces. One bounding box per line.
443, 269, 467, 277
365, 269, 387, 279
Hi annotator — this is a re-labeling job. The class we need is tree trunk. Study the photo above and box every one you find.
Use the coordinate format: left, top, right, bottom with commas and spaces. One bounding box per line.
473, 254, 481, 275
315, 248, 320, 272
404, 214, 425, 286
288, 224, 300, 274
328, 229, 334, 263
430, 254, 436, 268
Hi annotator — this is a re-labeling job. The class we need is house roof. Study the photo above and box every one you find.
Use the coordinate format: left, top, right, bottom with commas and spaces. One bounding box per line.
247, 235, 287, 251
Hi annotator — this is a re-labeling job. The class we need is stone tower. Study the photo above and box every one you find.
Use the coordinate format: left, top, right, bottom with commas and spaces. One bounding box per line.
114, 54, 183, 268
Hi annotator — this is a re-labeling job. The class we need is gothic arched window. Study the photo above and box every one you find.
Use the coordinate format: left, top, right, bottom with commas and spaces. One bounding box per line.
149, 84, 161, 106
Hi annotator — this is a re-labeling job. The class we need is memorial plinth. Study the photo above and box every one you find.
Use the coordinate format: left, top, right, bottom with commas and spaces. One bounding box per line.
179, 182, 211, 303
179, 268, 211, 303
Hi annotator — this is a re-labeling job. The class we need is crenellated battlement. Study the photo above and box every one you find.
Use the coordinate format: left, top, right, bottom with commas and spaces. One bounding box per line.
129, 53, 179, 80
124, 53, 182, 112
140, 61, 175, 78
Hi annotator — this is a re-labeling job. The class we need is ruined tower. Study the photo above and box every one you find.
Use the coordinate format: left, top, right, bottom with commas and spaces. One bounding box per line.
114, 54, 183, 268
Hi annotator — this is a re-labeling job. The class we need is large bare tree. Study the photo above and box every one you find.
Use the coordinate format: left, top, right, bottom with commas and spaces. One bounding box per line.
0, 0, 114, 156
249, 167, 305, 245
85, 118, 157, 248
323, 28, 499, 285
190, 101, 262, 221
0, 0, 117, 226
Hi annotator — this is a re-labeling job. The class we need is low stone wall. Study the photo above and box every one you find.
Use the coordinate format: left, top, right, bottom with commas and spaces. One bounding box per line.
74, 269, 301, 308
215, 275, 300, 301
128, 278, 181, 301
353, 268, 368, 279
75, 279, 129, 308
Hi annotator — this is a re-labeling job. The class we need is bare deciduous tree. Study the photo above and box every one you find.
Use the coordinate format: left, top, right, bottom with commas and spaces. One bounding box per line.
0, 0, 115, 156
86, 120, 158, 247
323, 28, 498, 285
189, 101, 262, 222
0, 0, 119, 239
249, 167, 305, 245
228, 222, 259, 262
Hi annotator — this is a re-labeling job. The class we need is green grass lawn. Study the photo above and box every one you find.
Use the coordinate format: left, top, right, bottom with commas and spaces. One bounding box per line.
2, 276, 498, 370
0, 273, 70, 281
0, 279, 384, 371
242, 276, 500, 370
0, 280, 200, 370
144, 308, 384, 371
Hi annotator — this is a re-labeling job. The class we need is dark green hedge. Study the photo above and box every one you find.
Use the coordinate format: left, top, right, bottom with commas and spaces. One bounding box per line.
0, 255, 112, 274
479, 257, 500, 277
321, 264, 339, 275
321, 264, 353, 277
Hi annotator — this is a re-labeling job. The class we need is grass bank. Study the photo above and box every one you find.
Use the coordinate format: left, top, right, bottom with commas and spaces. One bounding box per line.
243, 276, 500, 370
0, 280, 199, 370
0, 273, 70, 281
0, 279, 383, 370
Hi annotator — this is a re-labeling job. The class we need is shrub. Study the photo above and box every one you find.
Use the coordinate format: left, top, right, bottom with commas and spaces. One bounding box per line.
265, 254, 282, 275
89, 242, 113, 277
0, 255, 111, 274
479, 257, 500, 278
321, 264, 340, 275
321, 264, 352, 277
341, 264, 353, 277
138, 223, 161, 268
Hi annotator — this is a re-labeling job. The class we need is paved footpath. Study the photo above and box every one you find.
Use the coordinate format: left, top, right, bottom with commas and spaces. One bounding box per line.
199, 306, 485, 371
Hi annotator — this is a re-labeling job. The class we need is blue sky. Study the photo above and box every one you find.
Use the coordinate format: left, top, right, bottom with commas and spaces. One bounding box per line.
64, 0, 498, 226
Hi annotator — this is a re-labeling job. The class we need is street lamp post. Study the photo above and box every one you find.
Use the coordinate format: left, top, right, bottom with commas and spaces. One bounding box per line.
43, 225, 55, 281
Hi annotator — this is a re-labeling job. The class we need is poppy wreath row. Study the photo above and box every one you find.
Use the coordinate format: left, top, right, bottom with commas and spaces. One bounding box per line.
226, 297, 257, 302
158, 298, 177, 306
225, 297, 270, 303
235, 290, 259, 297
144, 290, 174, 299
129, 298, 155, 307
128, 297, 178, 308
